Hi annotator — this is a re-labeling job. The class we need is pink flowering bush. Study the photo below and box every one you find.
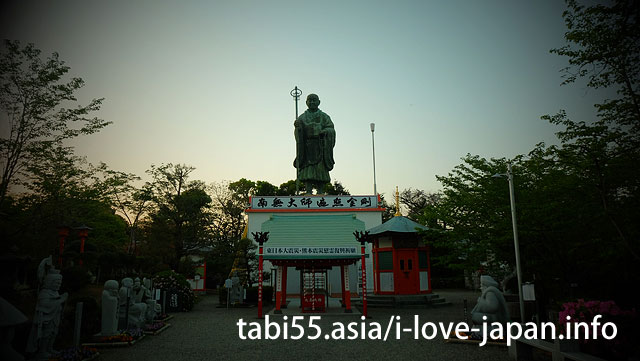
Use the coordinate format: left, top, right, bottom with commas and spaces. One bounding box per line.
558, 299, 637, 360
558, 299, 630, 328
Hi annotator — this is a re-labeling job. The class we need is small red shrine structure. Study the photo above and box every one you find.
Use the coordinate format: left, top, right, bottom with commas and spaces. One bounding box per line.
367, 190, 431, 295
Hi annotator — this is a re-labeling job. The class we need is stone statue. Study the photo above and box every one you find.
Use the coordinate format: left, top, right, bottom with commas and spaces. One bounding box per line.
117, 278, 131, 329
133, 277, 148, 303
118, 278, 147, 329
293, 93, 336, 194
101, 280, 119, 336
229, 271, 243, 304
142, 278, 158, 322
471, 275, 509, 326
26, 266, 67, 360
142, 278, 153, 300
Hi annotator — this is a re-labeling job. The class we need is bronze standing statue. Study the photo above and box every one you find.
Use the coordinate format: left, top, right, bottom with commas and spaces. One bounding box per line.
293, 94, 336, 194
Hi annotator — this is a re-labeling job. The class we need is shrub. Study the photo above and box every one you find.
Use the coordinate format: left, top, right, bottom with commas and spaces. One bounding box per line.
153, 270, 195, 311
61, 266, 90, 292
558, 299, 637, 359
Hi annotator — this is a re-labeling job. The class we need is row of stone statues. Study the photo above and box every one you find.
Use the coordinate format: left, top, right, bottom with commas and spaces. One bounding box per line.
101, 277, 160, 336
22, 258, 165, 360
24, 257, 166, 360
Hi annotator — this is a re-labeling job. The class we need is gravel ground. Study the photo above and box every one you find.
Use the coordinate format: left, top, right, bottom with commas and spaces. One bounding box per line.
98, 289, 511, 361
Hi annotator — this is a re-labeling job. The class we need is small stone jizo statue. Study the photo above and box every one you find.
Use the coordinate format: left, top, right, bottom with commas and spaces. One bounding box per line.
133, 277, 147, 303
101, 280, 119, 336
229, 271, 243, 304
142, 278, 159, 322
118, 277, 147, 329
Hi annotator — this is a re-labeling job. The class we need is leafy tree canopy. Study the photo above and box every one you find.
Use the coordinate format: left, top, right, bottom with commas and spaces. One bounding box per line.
0, 40, 110, 207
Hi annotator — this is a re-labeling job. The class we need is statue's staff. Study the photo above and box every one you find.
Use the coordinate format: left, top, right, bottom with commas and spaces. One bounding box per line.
291, 86, 303, 194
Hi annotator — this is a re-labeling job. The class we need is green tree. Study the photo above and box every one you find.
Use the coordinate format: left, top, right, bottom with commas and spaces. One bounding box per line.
0, 40, 110, 208
144, 164, 212, 268
275, 179, 347, 196
206, 180, 250, 280
235, 237, 257, 286
548, 0, 640, 263
254, 180, 278, 196
0, 145, 128, 266
419, 155, 512, 274
323, 180, 350, 195
552, 0, 639, 132
277, 179, 299, 196
399, 188, 443, 222
92, 163, 153, 254
227, 178, 255, 206
378, 195, 395, 223
424, 0, 640, 308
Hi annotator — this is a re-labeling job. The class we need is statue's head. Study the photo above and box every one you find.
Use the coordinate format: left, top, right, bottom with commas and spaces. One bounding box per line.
43, 273, 63, 291
104, 280, 119, 295
122, 277, 133, 288
143, 278, 151, 289
480, 275, 499, 291
134, 277, 141, 289
306, 94, 320, 111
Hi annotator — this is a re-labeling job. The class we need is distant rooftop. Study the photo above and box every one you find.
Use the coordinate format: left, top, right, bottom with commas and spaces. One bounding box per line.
366, 216, 427, 235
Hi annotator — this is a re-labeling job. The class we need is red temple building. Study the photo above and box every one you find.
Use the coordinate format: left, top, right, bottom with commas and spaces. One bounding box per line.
367, 194, 431, 295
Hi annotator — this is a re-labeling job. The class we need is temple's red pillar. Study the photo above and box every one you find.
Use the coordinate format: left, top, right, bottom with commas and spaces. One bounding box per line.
427, 246, 432, 293
361, 245, 368, 317
343, 265, 352, 313
373, 249, 378, 295
281, 266, 288, 308
275, 265, 283, 314
340, 265, 346, 306
257, 244, 264, 318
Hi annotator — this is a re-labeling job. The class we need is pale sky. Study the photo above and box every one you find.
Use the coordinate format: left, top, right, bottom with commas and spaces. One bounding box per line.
1, 0, 613, 199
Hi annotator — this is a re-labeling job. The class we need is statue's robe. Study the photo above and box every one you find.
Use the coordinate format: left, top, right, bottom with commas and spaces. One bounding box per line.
101, 290, 120, 336
134, 287, 148, 303
26, 289, 64, 353
294, 109, 335, 184
471, 285, 510, 325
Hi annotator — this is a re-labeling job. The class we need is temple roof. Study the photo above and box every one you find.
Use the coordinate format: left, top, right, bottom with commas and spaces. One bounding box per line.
366, 216, 428, 235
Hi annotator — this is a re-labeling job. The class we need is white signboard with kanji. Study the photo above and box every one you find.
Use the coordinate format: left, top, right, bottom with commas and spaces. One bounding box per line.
250, 195, 377, 210
264, 246, 359, 257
